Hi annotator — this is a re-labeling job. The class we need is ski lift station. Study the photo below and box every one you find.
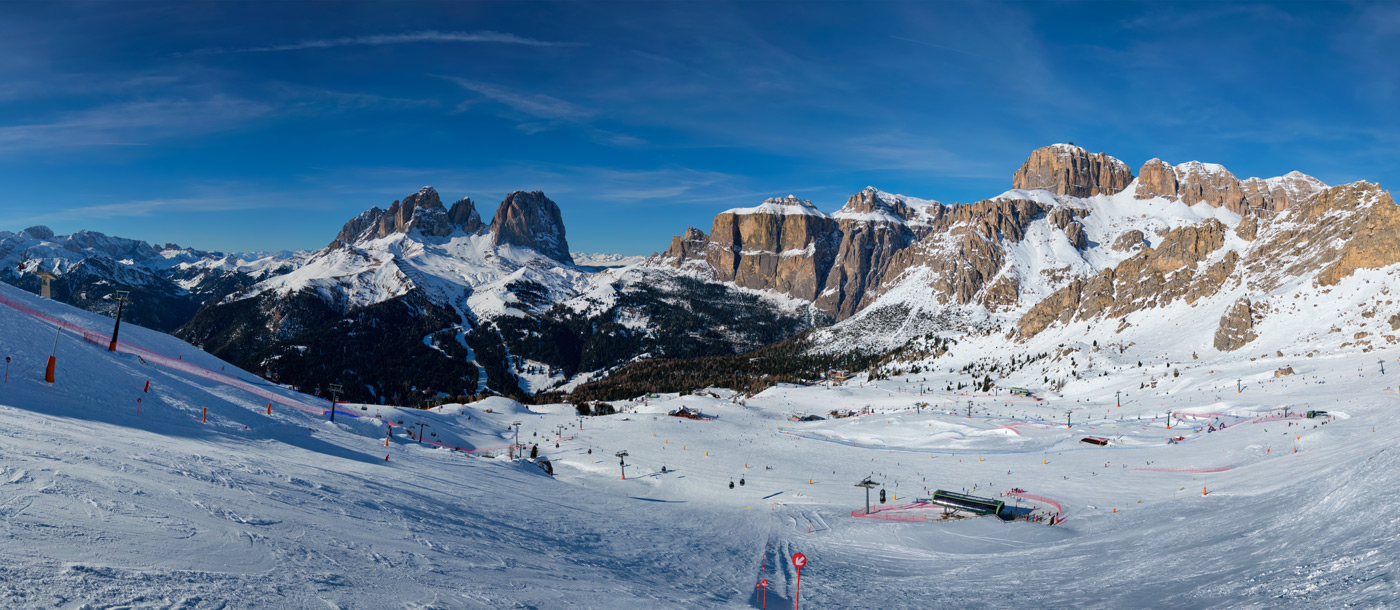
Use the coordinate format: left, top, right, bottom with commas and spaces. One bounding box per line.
930, 490, 1013, 521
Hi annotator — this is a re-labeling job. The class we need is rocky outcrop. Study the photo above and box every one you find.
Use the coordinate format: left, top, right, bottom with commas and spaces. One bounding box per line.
1134, 159, 1179, 200
872, 198, 1049, 310
1012, 144, 1133, 197
1016, 220, 1230, 338
1274, 366, 1294, 378
1240, 181, 1400, 289
815, 188, 931, 318
1064, 222, 1088, 249
489, 191, 572, 264
1175, 162, 1247, 212
332, 187, 484, 245
1136, 159, 1327, 218
705, 196, 839, 302
662, 227, 708, 263
1112, 230, 1146, 252
1214, 297, 1258, 351
447, 197, 484, 234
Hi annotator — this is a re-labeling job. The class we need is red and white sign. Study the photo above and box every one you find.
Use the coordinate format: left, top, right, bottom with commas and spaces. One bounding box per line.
791, 552, 807, 610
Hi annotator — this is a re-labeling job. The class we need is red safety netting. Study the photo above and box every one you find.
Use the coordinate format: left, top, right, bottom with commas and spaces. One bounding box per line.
850, 502, 940, 522
0, 292, 528, 457
1006, 491, 1067, 524
1131, 465, 1234, 473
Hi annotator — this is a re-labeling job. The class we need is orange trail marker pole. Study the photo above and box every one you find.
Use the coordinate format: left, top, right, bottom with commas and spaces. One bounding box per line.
143, 380, 149, 392
202, 407, 207, 423
267, 403, 272, 415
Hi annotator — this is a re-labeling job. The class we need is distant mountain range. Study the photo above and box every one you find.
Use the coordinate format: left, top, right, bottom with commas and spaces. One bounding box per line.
7, 144, 1397, 402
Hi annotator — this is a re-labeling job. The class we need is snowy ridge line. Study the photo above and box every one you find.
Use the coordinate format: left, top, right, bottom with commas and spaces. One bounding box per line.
1131, 465, 1234, 473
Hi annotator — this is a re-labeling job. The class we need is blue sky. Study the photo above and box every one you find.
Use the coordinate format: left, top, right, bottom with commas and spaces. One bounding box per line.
0, 1, 1396, 255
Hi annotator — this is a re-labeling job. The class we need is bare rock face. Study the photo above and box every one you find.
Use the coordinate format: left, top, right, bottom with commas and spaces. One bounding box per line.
872, 198, 1049, 311
815, 188, 931, 318
1016, 220, 1229, 338
1274, 366, 1295, 378
1150, 219, 1227, 273
333, 187, 480, 245
1112, 230, 1146, 252
1175, 161, 1246, 212
704, 196, 839, 302
1240, 181, 1400, 289
1235, 216, 1259, 241
489, 191, 573, 264
1390, 312, 1400, 331
1137, 159, 1327, 218
661, 227, 708, 263
1012, 144, 1133, 197
447, 197, 484, 234
1134, 159, 1180, 200
1264, 171, 1328, 210
1214, 297, 1259, 351
1064, 221, 1088, 249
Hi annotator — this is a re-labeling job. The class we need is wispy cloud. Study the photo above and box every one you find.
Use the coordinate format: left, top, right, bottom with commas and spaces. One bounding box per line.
185, 30, 583, 55
0, 97, 272, 153
442, 77, 594, 122
0, 194, 292, 229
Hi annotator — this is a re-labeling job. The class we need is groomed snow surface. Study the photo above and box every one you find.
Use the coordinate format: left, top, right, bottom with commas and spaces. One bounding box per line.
1, 282, 1397, 607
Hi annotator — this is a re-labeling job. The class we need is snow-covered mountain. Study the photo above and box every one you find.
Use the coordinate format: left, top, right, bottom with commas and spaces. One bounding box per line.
642, 144, 1399, 390
571, 252, 648, 268
0, 225, 299, 331
176, 187, 815, 403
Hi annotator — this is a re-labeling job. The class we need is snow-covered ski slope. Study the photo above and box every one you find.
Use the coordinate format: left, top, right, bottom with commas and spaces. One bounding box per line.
2, 280, 1399, 607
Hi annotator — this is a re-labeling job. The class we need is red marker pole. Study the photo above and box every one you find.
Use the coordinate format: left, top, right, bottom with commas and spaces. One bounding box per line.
791, 552, 806, 610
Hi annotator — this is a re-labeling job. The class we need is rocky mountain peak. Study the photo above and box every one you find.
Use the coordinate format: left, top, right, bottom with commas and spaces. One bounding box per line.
447, 197, 484, 235
1135, 158, 1329, 217
332, 187, 485, 246
1012, 144, 1133, 198
841, 187, 906, 217
489, 190, 572, 264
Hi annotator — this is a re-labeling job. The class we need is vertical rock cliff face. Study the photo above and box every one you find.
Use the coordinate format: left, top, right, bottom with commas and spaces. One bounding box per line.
661, 190, 949, 318
658, 143, 1400, 357
489, 191, 572, 264
816, 188, 934, 318
703, 196, 839, 301
1011, 144, 1134, 197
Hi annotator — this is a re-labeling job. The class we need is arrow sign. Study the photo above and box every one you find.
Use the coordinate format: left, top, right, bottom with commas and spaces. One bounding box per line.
791, 552, 807, 610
